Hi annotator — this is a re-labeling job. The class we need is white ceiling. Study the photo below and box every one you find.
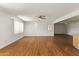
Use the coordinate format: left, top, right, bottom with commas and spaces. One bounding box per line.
59, 15, 79, 24
0, 3, 79, 22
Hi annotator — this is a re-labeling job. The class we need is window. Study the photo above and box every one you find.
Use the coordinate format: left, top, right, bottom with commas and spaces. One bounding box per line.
14, 20, 24, 34
19, 22, 23, 33
48, 25, 52, 31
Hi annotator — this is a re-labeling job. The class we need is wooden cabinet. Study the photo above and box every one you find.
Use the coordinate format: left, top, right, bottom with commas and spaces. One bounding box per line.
73, 33, 78, 49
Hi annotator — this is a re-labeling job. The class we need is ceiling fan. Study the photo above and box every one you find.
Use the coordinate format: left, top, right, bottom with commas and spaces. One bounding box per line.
35, 15, 51, 23
37, 15, 46, 21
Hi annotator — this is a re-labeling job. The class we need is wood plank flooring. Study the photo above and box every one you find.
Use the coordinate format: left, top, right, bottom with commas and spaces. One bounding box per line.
0, 35, 79, 56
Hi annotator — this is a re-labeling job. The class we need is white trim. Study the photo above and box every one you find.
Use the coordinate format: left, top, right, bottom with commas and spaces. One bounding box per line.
0, 35, 24, 49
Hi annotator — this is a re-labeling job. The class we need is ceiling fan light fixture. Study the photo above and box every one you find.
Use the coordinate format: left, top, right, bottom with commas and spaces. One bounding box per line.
38, 18, 42, 21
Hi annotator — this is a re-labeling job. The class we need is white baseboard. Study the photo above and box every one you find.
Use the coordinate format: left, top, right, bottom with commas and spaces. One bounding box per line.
24, 35, 54, 36
0, 36, 24, 49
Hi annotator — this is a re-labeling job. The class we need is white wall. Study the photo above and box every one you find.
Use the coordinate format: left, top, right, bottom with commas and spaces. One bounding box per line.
54, 22, 79, 35
66, 21, 79, 36
24, 21, 54, 36
54, 23, 67, 34
0, 10, 24, 48
66, 21, 79, 49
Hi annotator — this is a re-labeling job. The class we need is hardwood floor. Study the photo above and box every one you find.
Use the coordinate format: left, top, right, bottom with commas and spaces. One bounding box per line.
0, 35, 79, 56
